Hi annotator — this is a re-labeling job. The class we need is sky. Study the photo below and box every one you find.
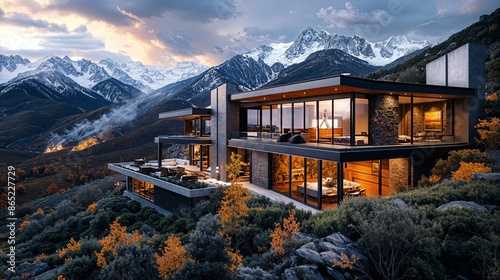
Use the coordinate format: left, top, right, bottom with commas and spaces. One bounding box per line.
0, 0, 497, 67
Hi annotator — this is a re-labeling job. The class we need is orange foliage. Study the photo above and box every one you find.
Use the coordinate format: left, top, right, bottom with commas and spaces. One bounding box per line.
475, 117, 500, 150
19, 220, 30, 233
46, 183, 58, 195
34, 253, 47, 263
451, 161, 492, 182
96, 218, 144, 268
429, 174, 441, 184
270, 209, 300, 256
218, 153, 250, 244
225, 247, 243, 273
87, 202, 97, 212
332, 253, 359, 270
155, 235, 190, 279
58, 237, 82, 259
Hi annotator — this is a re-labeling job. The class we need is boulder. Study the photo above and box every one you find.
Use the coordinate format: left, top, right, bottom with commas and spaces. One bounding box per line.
472, 172, 500, 182
295, 248, 325, 266
392, 198, 409, 208
436, 201, 489, 214
283, 265, 326, 280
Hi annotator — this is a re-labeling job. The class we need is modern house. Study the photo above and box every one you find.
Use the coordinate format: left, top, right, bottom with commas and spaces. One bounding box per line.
109, 43, 485, 212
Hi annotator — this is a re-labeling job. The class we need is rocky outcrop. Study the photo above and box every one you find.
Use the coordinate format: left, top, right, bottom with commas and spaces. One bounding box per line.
472, 172, 500, 182
277, 232, 369, 280
436, 201, 489, 214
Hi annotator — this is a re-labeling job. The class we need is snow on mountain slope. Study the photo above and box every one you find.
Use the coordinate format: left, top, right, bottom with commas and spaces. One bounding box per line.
244, 27, 429, 67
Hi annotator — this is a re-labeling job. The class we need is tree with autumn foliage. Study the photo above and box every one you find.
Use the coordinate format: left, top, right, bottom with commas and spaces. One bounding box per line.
46, 182, 58, 195
270, 209, 300, 257
217, 152, 250, 272
475, 117, 500, 150
95, 218, 145, 268
155, 235, 190, 279
451, 161, 492, 182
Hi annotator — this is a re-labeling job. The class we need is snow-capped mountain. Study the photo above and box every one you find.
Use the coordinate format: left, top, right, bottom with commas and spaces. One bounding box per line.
0, 55, 209, 94
245, 27, 429, 67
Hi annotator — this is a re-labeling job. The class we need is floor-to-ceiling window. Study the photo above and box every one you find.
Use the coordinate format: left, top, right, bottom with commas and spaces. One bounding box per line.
133, 179, 154, 201
271, 104, 281, 134
293, 102, 304, 133
354, 98, 369, 145
333, 98, 350, 145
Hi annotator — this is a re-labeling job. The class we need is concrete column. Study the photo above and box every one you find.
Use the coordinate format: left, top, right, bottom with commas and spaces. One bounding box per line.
210, 83, 240, 181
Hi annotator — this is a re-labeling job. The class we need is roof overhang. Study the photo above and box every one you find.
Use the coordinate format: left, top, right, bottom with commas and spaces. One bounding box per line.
228, 139, 470, 162
230, 75, 477, 103
159, 108, 211, 120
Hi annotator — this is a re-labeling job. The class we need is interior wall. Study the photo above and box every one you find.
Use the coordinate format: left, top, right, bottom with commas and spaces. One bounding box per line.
343, 160, 390, 196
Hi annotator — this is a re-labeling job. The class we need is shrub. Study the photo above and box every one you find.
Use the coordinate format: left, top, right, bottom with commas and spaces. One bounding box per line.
175, 261, 232, 280
16, 205, 35, 217
46, 182, 58, 195
475, 117, 500, 150
98, 244, 158, 280
187, 214, 230, 264
451, 161, 492, 182
61, 255, 96, 280
430, 149, 493, 180
357, 204, 443, 280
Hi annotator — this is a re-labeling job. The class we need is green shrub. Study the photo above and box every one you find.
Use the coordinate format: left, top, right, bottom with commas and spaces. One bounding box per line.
61, 255, 97, 280
98, 244, 158, 280
118, 213, 136, 227
357, 203, 443, 280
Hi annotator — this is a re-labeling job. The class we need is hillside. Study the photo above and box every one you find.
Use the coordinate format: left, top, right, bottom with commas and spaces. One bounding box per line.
0, 175, 498, 279
368, 8, 500, 94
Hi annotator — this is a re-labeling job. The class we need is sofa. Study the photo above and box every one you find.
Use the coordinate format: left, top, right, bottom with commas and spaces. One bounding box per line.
296, 179, 361, 199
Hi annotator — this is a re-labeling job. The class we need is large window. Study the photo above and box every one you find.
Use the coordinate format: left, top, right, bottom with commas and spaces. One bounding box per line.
293, 102, 304, 132
398, 96, 455, 144
334, 98, 350, 144
133, 179, 154, 201
355, 98, 369, 145
271, 104, 281, 133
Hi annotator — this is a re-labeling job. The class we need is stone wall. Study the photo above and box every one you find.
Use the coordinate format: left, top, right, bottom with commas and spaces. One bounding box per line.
251, 151, 270, 189
389, 158, 408, 191
369, 95, 399, 145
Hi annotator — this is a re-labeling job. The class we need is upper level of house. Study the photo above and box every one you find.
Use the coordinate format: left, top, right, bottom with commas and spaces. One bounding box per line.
228, 74, 477, 147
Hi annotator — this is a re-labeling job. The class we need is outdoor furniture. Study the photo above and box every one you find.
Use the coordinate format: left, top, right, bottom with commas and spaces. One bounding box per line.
180, 175, 198, 182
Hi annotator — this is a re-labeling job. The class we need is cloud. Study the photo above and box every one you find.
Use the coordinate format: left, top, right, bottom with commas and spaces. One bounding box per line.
155, 30, 201, 56
316, 2, 393, 29
49, 0, 241, 26
38, 32, 105, 50
0, 11, 68, 32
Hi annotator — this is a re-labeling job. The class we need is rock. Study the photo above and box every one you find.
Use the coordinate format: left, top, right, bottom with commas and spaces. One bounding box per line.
392, 198, 408, 208
295, 248, 325, 266
484, 205, 499, 213
16, 262, 50, 277
316, 241, 346, 253
472, 172, 500, 182
294, 232, 317, 242
436, 201, 489, 214
320, 251, 342, 267
323, 232, 354, 247
284, 265, 326, 280
326, 267, 346, 280
300, 241, 317, 251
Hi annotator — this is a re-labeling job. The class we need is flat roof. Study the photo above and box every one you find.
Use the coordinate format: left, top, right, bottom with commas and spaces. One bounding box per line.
230, 75, 477, 102
159, 108, 211, 120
